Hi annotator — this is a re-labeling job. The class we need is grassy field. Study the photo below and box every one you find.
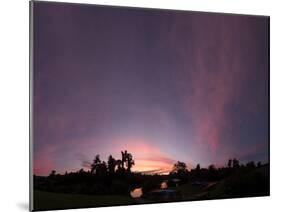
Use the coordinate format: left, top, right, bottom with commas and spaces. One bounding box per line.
33, 190, 135, 211
208, 165, 269, 199
171, 183, 203, 199
33, 165, 269, 210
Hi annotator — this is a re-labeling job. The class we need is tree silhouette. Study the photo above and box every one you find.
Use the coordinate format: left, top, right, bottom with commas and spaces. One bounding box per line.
34, 154, 269, 200
107, 155, 116, 174
208, 164, 216, 171
228, 159, 232, 168
173, 161, 187, 175
246, 161, 256, 168
49, 170, 56, 177
120, 150, 135, 172
98, 161, 107, 176
115, 159, 123, 173
232, 158, 240, 169
121, 151, 126, 169
91, 155, 101, 175
126, 152, 135, 172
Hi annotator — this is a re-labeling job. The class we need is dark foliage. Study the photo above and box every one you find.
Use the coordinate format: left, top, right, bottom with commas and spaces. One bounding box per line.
34, 153, 269, 199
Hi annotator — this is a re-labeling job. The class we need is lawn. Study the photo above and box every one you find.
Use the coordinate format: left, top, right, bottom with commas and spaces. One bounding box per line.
33, 190, 135, 211
171, 183, 209, 200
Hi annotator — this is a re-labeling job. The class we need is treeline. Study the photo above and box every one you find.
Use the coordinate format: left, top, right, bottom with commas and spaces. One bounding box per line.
34, 150, 146, 195
34, 151, 269, 197
169, 158, 265, 183
88, 150, 135, 176
169, 158, 269, 197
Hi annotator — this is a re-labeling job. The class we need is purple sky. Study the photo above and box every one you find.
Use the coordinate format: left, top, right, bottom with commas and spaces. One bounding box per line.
33, 2, 269, 176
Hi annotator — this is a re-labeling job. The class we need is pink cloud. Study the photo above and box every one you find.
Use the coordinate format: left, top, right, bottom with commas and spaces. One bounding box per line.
167, 15, 264, 158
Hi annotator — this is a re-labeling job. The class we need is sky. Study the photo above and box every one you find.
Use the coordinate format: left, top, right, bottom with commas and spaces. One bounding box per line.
33, 2, 269, 176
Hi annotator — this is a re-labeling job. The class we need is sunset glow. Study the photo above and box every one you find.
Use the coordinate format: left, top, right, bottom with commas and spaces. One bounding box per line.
33, 3, 269, 176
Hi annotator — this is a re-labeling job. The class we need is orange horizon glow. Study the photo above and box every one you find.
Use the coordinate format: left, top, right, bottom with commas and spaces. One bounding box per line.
132, 159, 174, 174
34, 136, 268, 176
109, 137, 176, 174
